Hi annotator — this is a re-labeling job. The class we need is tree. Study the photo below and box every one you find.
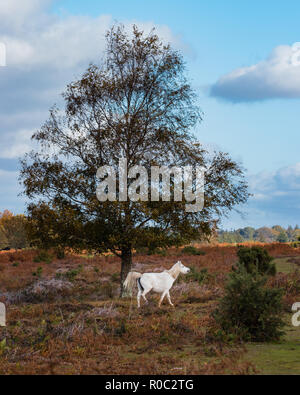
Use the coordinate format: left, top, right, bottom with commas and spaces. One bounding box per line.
238, 226, 255, 241
277, 231, 288, 243
0, 224, 8, 249
0, 211, 29, 249
20, 25, 249, 295
286, 225, 294, 241
253, 227, 274, 243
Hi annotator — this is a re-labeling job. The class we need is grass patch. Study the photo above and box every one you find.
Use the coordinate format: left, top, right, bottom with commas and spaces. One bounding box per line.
245, 316, 300, 374
274, 257, 298, 274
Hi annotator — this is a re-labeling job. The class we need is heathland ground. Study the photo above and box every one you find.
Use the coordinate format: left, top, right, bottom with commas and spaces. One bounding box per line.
0, 243, 299, 374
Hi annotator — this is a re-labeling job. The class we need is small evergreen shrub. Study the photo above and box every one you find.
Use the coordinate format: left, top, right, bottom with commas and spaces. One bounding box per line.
34, 250, 53, 265
56, 264, 83, 281
185, 266, 210, 284
235, 246, 276, 276
157, 249, 168, 256
214, 269, 285, 342
55, 248, 65, 260
291, 241, 300, 249
181, 246, 206, 256
32, 266, 43, 278
134, 246, 148, 254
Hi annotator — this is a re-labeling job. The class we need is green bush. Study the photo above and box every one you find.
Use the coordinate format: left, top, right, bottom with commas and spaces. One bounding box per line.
32, 266, 43, 278
181, 246, 206, 256
134, 246, 148, 254
55, 264, 84, 281
185, 266, 210, 284
235, 246, 276, 276
34, 250, 53, 264
55, 247, 65, 259
291, 241, 300, 249
214, 269, 285, 342
144, 247, 169, 256
157, 249, 168, 256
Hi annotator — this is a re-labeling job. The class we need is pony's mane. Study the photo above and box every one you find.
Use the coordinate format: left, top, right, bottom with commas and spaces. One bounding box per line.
166, 262, 181, 280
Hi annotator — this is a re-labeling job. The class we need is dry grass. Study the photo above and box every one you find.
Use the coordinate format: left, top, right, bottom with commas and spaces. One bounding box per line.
0, 242, 299, 375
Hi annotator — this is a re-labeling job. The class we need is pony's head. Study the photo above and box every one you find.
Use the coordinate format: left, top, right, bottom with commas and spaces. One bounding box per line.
176, 261, 190, 274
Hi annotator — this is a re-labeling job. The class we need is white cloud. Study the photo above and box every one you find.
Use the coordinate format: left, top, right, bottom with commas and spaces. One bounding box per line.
248, 163, 300, 224
250, 163, 300, 201
0, 0, 184, 164
221, 162, 300, 229
1, 15, 112, 69
211, 43, 300, 102
0, 129, 34, 159
0, 2, 184, 70
0, 0, 51, 32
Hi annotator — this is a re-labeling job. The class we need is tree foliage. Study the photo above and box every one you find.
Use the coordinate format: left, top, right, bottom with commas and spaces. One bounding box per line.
0, 210, 28, 250
20, 25, 249, 294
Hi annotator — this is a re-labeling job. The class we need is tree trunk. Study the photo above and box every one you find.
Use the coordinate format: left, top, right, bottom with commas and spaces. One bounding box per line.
120, 246, 132, 297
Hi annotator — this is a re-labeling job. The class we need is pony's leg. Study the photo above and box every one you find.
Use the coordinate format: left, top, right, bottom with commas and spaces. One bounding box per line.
137, 290, 141, 308
142, 292, 149, 304
141, 287, 151, 304
167, 291, 174, 307
158, 291, 167, 307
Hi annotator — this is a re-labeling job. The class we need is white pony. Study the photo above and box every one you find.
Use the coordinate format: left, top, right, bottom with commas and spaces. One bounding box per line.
123, 261, 190, 308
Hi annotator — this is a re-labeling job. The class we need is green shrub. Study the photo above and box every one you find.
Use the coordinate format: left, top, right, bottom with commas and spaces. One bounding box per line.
66, 265, 83, 281
145, 247, 169, 256
12, 261, 20, 267
235, 246, 276, 276
34, 250, 53, 264
55, 264, 83, 281
157, 249, 168, 256
55, 248, 65, 259
181, 246, 206, 256
134, 246, 148, 254
291, 241, 300, 249
214, 269, 285, 342
185, 266, 210, 284
32, 266, 43, 278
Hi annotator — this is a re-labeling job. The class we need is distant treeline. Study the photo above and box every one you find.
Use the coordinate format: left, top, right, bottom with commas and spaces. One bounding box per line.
218, 225, 300, 244
1, 209, 299, 250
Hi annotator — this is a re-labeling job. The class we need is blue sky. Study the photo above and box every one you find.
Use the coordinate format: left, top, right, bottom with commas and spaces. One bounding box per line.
1, 0, 300, 229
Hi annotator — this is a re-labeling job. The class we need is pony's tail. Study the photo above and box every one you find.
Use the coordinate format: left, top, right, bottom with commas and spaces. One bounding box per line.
123, 271, 142, 294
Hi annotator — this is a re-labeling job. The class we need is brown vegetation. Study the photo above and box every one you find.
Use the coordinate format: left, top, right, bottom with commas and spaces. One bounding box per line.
0, 242, 299, 374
